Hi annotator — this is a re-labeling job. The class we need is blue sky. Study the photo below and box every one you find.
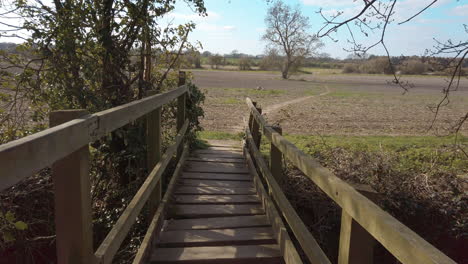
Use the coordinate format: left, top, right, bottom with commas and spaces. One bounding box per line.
166, 0, 468, 58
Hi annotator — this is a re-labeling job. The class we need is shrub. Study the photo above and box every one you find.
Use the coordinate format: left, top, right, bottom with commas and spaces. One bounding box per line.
238, 57, 252, 71
400, 59, 428, 74
342, 63, 360, 73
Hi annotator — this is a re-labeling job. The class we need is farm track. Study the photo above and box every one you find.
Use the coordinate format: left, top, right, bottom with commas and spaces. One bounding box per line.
263, 85, 331, 115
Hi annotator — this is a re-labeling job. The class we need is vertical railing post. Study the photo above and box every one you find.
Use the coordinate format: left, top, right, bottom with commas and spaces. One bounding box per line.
50, 110, 94, 264
250, 104, 262, 149
177, 71, 187, 159
270, 125, 283, 183
338, 188, 378, 264
146, 91, 162, 216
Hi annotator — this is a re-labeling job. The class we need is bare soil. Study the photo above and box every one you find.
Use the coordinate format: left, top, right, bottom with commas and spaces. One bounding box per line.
192, 70, 468, 136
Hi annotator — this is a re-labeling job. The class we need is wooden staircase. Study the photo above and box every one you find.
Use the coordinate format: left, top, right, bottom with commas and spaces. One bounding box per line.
149, 140, 285, 263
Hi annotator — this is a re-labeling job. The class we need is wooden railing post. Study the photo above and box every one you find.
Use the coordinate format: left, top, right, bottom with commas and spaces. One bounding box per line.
338, 187, 379, 264
250, 104, 262, 149
50, 110, 94, 264
270, 125, 283, 183
146, 91, 162, 216
177, 71, 186, 159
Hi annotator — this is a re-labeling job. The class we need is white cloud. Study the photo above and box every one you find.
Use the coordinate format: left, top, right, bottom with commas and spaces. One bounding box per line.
223, 25, 236, 31
450, 4, 468, 16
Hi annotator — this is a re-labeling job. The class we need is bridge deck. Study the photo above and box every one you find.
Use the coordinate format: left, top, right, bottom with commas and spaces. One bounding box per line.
149, 140, 285, 264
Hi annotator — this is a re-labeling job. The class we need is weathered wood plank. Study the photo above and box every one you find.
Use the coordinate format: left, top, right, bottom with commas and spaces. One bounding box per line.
246, 97, 456, 264
193, 149, 243, 155
246, 128, 331, 264
0, 86, 187, 191
174, 186, 256, 195
173, 204, 264, 218
174, 195, 260, 204
184, 161, 249, 174
179, 179, 254, 188
181, 172, 251, 181
157, 227, 276, 247
187, 157, 246, 163
95, 121, 188, 264
244, 146, 305, 264
338, 210, 375, 264
150, 245, 282, 264
190, 152, 244, 159
165, 215, 269, 230
132, 145, 189, 264
50, 110, 95, 264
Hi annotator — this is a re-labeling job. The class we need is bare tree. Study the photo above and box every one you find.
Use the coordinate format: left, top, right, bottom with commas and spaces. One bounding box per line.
263, 0, 322, 79
316, 0, 467, 135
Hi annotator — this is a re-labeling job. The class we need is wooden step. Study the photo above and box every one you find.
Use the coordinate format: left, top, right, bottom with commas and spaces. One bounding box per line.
157, 227, 276, 247
175, 186, 256, 195
165, 215, 270, 230
150, 244, 283, 264
187, 157, 245, 163
179, 180, 254, 188
174, 195, 260, 204
193, 149, 242, 155
190, 152, 244, 159
184, 161, 249, 174
181, 172, 251, 181
173, 204, 264, 218
206, 146, 243, 151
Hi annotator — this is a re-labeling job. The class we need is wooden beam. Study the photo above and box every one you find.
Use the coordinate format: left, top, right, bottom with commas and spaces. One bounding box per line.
0, 86, 188, 191
132, 145, 189, 264
146, 91, 162, 217
49, 110, 95, 264
245, 97, 456, 264
95, 121, 188, 264
177, 71, 186, 159
338, 210, 375, 264
244, 146, 304, 264
270, 125, 283, 184
245, 130, 331, 264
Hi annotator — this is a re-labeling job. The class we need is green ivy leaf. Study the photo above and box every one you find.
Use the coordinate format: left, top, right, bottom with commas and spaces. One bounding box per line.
14, 221, 28, 230
5, 211, 15, 222
2, 232, 15, 243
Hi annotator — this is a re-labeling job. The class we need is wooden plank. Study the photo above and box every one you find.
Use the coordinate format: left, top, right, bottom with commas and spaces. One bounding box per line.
246, 97, 456, 264
157, 227, 276, 247
174, 195, 260, 204
338, 210, 375, 264
150, 244, 282, 264
206, 146, 242, 151
132, 145, 189, 264
181, 172, 251, 181
184, 162, 249, 174
269, 125, 283, 183
244, 146, 305, 264
176, 73, 186, 159
187, 157, 245, 163
0, 86, 187, 191
147, 99, 162, 217
175, 186, 256, 195
194, 148, 242, 154
190, 152, 244, 159
50, 110, 94, 264
166, 215, 269, 230
95, 122, 188, 264
173, 204, 264, 218
246, 129, 331, 264
179, 179, 254, 188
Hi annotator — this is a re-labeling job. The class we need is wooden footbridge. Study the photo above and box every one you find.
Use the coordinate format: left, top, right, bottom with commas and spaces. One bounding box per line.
0, 78, 457, 264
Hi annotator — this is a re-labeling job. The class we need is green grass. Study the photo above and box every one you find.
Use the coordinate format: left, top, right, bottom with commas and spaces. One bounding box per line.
215, 97, 242, 104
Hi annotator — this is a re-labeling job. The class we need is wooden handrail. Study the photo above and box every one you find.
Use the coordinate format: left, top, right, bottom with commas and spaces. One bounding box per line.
245, 97, 456, 264
245, 126, 331, 264
95, 120, 188, 264
0, 85, 188, 191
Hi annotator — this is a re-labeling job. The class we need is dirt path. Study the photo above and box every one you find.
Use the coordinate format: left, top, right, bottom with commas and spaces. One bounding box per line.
263, 85, 331, 115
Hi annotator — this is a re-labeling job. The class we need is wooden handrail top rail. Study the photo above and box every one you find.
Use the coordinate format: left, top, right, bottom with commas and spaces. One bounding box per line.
245, 97, 456, 264
0, 85, 188, 191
